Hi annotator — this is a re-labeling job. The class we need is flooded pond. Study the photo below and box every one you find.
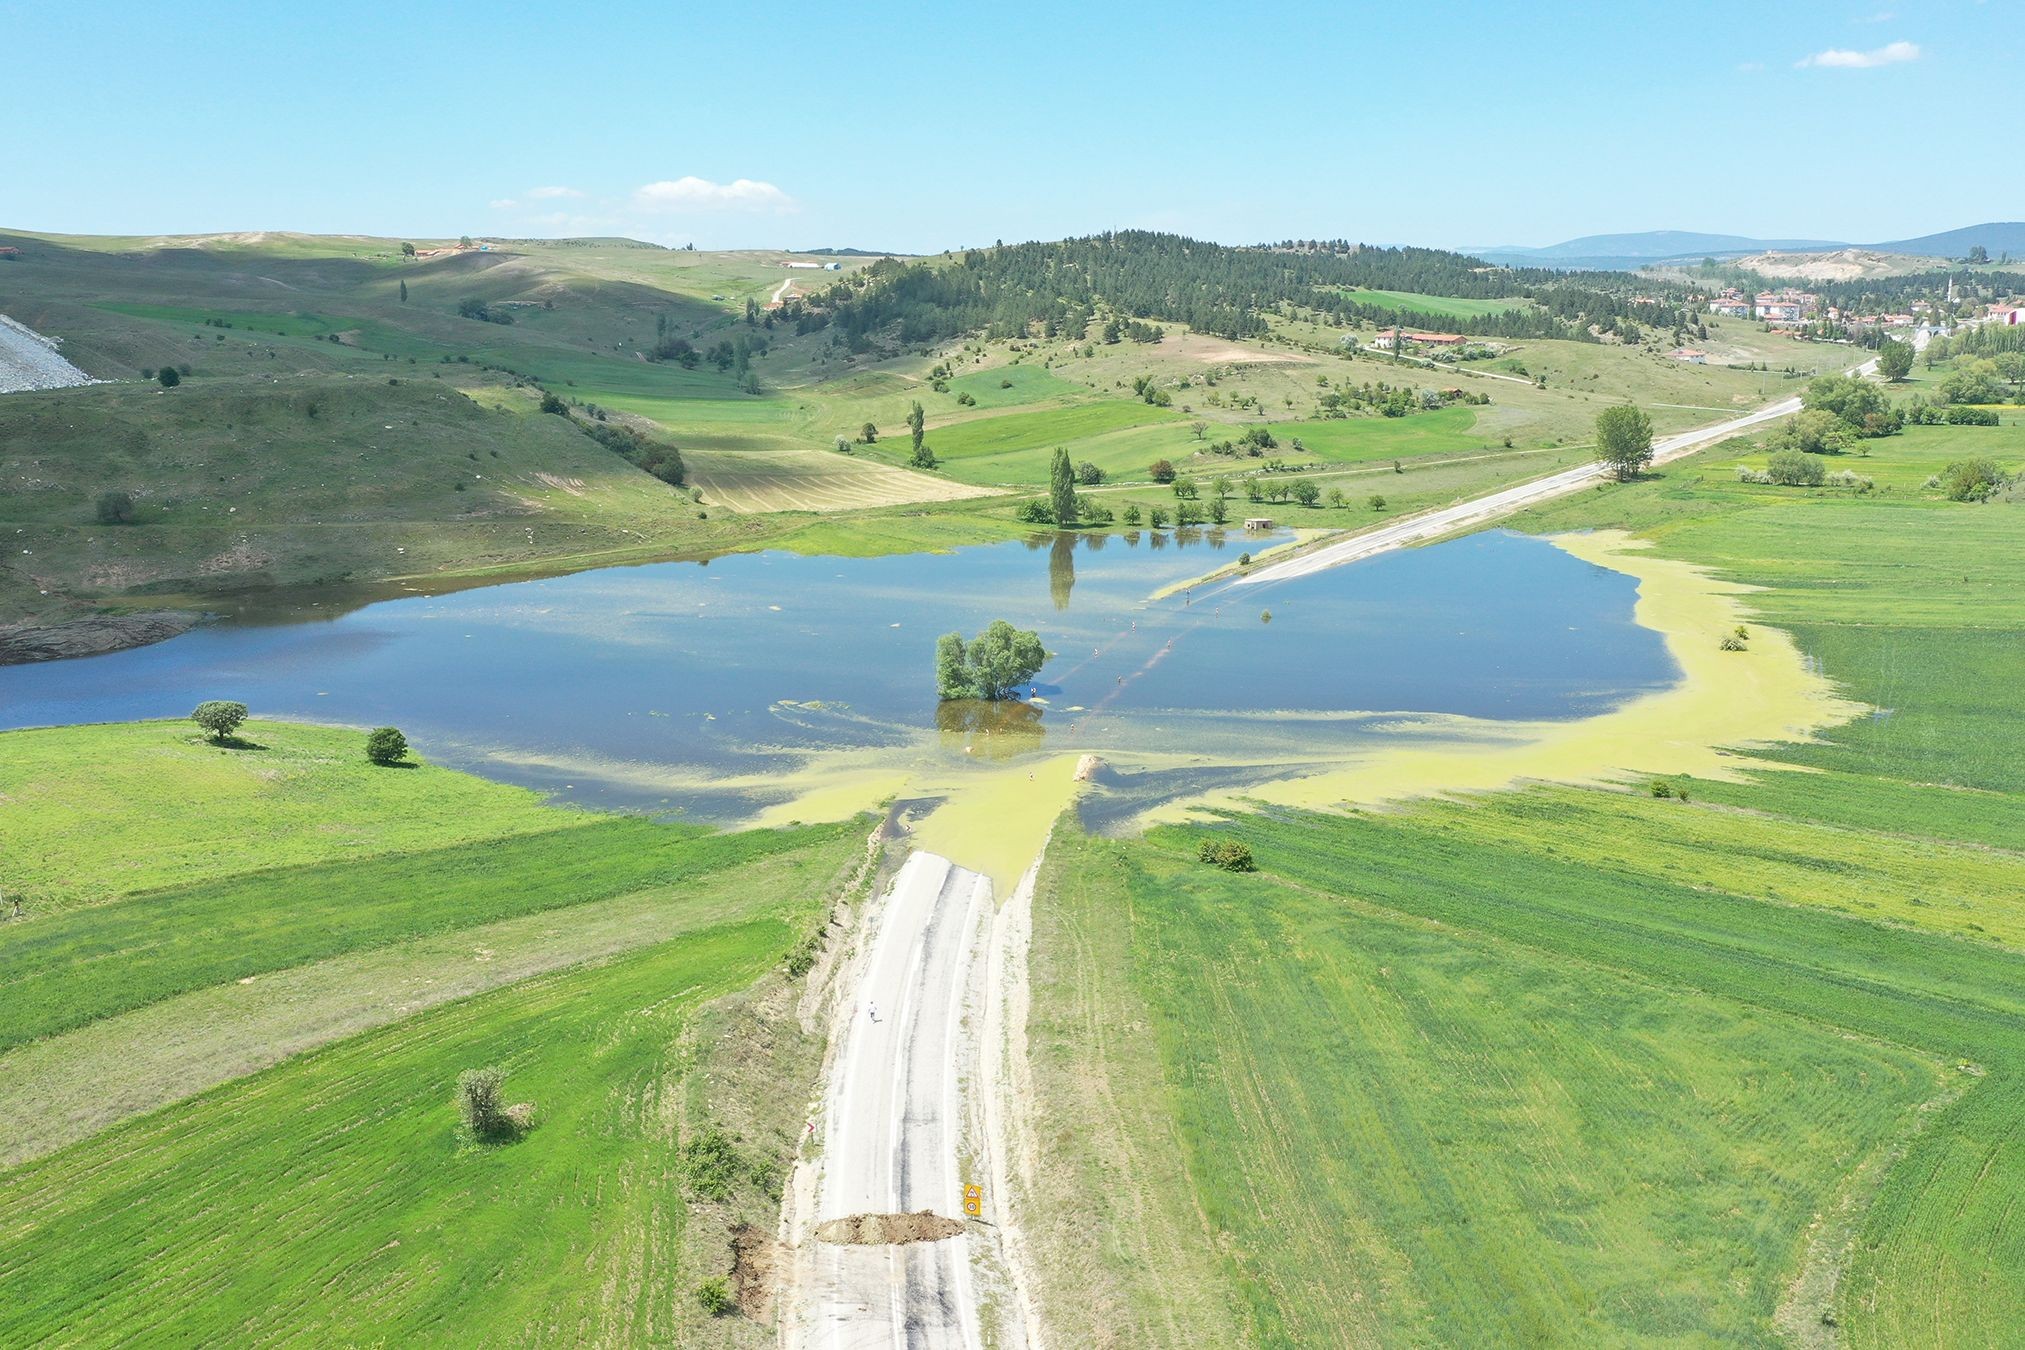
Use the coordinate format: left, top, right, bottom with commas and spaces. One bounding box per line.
0, 529, 1677, 823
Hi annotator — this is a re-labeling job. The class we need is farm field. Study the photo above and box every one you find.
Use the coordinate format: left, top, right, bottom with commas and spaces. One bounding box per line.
1027, 410, 2025, 1345
0, 715, 864, 1345
1344, 287, 1529, 318
685, 444, 996, 512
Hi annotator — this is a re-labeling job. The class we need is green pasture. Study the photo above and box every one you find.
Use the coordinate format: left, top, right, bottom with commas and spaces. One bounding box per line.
0, 719, 594, 910
1031, 413, 2025, 1345
1343, 287, 1528, 319
0, 917, 802, 1345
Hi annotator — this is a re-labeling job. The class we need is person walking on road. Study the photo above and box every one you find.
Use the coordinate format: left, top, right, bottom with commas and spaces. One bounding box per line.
867, 1001, 878, 1023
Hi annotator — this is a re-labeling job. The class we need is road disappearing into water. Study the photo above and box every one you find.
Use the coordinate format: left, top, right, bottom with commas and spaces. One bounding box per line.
1238, 344, 1901, 587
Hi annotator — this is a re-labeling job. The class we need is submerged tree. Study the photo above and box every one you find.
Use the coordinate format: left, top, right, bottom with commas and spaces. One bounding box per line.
935, 621, 1047, 701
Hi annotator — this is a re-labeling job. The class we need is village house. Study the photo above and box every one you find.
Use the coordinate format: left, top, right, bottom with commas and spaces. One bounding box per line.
1753, 289, 1820, 323
1670, 347, 1707, 364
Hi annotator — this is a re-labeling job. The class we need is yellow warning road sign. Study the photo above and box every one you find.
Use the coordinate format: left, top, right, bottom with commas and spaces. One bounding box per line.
963, 1184, 983, 1217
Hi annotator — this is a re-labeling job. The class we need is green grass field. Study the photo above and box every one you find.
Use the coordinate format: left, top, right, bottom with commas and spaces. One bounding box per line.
1029, 412, 2025, 1346
0, 719, 596, 908
1343, 287, 1528, 319
0, 920, 792, 1344
0, 716, 863, 1344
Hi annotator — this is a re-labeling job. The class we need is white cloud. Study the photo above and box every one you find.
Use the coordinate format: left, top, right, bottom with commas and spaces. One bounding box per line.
489, 198, 518, 210
1797, 40, 1919, 68
525, 185, 584, 200
633, 176, 798, 213
1856, 10, 1896, 23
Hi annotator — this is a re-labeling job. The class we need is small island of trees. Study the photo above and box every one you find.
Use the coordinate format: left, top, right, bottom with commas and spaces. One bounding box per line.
935, 621, 1047, 701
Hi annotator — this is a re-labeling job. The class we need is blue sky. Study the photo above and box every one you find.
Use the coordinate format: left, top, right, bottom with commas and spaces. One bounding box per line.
4, 0, 2017, 252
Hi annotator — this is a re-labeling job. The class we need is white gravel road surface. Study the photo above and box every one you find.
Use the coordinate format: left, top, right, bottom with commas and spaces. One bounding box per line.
0, 316, 93, 393
798, 852, 998, 1349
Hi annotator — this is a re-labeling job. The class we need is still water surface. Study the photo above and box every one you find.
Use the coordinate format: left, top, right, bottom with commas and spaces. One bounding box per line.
0, 529, 1676, 819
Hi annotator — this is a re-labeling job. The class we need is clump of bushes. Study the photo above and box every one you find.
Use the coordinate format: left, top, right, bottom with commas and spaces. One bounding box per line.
695, 1278, 736, 1317
1937, 457, 2007, 502
95, 489, 137, 525
1198, 836, 1256, 872
365, 726, 409, 765
1824, 469, 1874, 492
678, 1126, 776, 1202
1720, 625, 1749, 652
1764, 449, 1825, 487
583, 419, 685, 487
456, 1066, 532, 1142
1648, 777, 1691, 801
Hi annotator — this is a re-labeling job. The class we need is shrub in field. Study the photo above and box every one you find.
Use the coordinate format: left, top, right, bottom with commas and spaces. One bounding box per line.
365, 727, 409, 766
1198, 837, 1256, 872
1939, 457, 2005, 502
696, 1278, 736, 1317
1148, 459, 1176, 483
156, 366, 180, 387
191, 700, 248, 743
456, 1066, 532, 1141
95, 489, 137, 525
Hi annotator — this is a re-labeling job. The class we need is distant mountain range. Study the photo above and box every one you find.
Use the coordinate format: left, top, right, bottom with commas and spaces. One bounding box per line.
1467, 223, 2025, 271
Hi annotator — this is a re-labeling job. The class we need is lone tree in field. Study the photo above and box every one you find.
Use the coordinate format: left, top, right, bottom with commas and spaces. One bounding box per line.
191, 700, 248, 743
860, 421, 877, 444
95, 490, 137, 525
365, 727, 409, 766
1595, 405, 1654, 480
935, 620, 1047, 701
907, 401, 925, 453
400, 241, 416, 257
157, 366, 180, 388
398, 278, 408, 303
1876, 337, 1914, 382
1049, 447, 1078, 525
1148, 459, 1176, 483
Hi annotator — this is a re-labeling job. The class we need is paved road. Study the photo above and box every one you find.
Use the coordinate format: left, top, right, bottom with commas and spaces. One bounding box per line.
1239, 345, 1897, 587
806, 853, 992, 1349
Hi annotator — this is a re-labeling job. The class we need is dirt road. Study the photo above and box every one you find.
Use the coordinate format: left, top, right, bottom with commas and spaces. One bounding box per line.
789, 852, 1028, 1348
1239, 344, 1900, 587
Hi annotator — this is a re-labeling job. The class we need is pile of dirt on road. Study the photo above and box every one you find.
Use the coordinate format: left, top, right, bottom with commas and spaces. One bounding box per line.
730, 1224, 780, 1319
814, 1211, 965, 1246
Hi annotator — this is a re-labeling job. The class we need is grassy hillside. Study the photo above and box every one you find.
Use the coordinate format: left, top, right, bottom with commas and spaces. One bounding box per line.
3, 227, 1882, 659
0, 716, 865, 1344
1027, 412, 2025, 1345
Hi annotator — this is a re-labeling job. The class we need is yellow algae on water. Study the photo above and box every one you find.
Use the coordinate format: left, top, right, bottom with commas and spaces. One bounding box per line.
909, 753, 1084, 896
749, 768, 915, 829
1142, 529, 1865, 822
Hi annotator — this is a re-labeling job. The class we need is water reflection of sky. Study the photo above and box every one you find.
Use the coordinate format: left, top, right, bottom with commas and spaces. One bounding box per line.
0, 530, 1677, 817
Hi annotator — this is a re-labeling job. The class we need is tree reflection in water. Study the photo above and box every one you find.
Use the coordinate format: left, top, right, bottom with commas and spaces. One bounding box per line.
935, 698, 1045, 760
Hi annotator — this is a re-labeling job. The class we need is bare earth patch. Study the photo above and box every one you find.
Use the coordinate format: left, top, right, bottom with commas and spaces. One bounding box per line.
1170, 331, 1314, 365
